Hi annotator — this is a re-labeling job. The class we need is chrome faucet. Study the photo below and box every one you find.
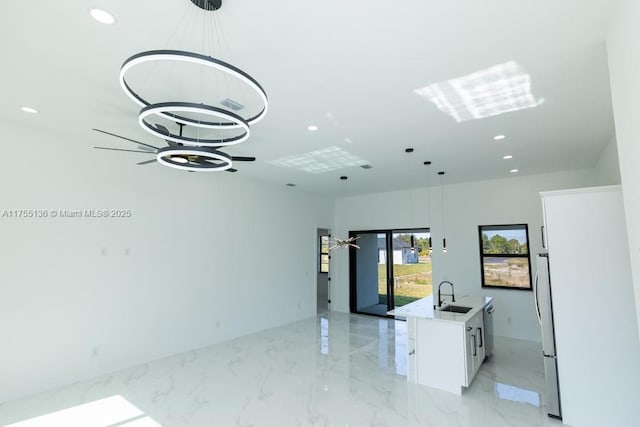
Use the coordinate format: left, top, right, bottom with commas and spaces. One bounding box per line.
438, 281, 455, 307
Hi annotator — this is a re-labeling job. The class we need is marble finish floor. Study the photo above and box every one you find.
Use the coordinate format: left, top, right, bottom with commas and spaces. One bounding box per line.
0, 312, 563, 426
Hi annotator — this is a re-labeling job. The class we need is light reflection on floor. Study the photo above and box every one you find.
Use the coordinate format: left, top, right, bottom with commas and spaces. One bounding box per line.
4, 395, 161, 427
495, 382, 541, 407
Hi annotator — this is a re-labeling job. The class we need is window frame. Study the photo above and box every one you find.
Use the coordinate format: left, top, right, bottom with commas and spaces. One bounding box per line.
478, 224, 532, 291
319, 234, 330, 273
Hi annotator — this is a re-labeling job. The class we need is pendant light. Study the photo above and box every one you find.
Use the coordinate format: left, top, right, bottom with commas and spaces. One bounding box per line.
424, 161, 432, 253
438, 171, 447, 253
406, 148, 416, 254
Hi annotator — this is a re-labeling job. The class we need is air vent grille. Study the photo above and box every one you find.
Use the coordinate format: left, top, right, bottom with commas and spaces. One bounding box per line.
220, 98, 244, 111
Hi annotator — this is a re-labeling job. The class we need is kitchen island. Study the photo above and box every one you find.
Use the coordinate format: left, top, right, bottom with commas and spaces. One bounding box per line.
389, 295, 493, 394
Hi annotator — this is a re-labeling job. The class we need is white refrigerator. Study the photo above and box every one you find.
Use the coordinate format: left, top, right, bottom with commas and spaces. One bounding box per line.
533, 253, 561, 419
539, 186, 640, 427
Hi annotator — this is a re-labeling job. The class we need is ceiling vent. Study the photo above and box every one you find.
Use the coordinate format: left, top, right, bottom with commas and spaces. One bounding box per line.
220, 98, 244, 111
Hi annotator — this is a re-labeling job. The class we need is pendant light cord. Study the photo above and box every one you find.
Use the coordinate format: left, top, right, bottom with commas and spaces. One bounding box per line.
439, 171, 447, 253
425, 161, 432, 252
440, 173, 445, 234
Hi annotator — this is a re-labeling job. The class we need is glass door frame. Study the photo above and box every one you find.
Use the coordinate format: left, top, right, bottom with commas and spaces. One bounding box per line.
348, 227, 430, 318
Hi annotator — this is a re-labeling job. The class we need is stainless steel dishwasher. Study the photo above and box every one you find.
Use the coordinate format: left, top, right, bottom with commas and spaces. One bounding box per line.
483, 302, 494, 357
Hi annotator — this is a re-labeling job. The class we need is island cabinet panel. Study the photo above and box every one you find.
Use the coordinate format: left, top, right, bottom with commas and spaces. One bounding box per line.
463, 310, 485, 386
388, 295, 492, 394
414, 318, 466, 394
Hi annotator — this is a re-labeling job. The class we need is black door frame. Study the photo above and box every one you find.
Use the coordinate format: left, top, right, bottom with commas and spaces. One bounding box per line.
348, 227, 429, 317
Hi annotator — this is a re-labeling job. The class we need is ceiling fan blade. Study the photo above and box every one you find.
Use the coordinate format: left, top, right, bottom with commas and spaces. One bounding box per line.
137, 145, 156, 152
154, 123, 170, 135
137, 159, 157, 165
231, 156, 256, 162
94, 146, 155, 154
92, 128, 160, 151
154, 123, 179, 147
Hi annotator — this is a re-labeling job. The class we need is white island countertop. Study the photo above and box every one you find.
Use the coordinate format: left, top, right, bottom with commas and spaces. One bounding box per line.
388, 295, 492, 323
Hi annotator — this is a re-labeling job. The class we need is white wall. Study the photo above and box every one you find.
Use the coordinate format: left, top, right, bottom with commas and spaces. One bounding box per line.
0, 123, 333, 404
607, 0, 640, 338
594, 135, 621, 185
333, 169, 597, 342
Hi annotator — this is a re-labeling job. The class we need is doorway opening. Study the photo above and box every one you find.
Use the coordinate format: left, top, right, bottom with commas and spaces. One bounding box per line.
317, 228, 330, 314
349, 228, 432, 317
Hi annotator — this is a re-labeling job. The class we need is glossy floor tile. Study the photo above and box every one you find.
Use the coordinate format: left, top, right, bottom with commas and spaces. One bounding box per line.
0, 312, 563, 426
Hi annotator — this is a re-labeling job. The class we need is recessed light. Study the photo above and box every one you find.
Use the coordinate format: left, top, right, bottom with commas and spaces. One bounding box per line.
307, 125, 318, 131
90, 8, 115, 25
503, 155, 513, 160
494, 135, 506, 141
20, 106, 38, 114
510, 168, 519, 173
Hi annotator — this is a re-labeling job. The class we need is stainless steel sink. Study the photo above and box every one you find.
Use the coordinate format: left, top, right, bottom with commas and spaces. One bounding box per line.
438, 305, 472, 314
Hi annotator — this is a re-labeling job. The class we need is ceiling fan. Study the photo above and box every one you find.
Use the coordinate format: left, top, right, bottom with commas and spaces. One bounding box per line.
93, 123, 256, 172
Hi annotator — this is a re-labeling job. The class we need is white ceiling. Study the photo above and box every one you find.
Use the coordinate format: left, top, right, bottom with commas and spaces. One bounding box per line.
0, 0, 616, 196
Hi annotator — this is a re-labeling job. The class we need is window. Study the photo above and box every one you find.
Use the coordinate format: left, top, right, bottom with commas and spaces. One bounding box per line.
478, 224, 532, 290
319, 235, 329, 273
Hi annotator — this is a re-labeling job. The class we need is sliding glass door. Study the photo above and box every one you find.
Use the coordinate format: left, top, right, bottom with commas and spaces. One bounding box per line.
350, 232, 388, 316
391, 231, 432, 308
350, 228, 432, 317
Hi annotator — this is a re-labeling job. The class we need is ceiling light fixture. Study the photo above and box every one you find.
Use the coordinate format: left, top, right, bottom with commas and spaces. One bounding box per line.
116, 0, 268, 172
120, 50, 268, 128
191, 0, 222, 11
307, 125, 319, 131
503, 155, 513, 160
494, 135, 506, 141
156, 146, 232, 172
171, 156, 189, 164
510, 168, 519, 173
438, 171, 448, 253
20, 106, 38, 114
90, 8, 115, 24
138, 101, 250, 146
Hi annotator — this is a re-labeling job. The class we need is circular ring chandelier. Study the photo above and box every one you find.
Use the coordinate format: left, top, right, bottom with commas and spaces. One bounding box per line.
156, 146, 233, 172
120, 49, 269, 129
116, 0, 267, 173
139, 102, 250, 147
